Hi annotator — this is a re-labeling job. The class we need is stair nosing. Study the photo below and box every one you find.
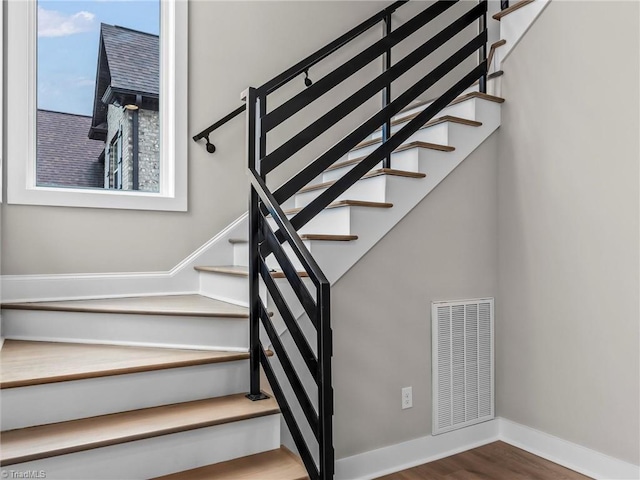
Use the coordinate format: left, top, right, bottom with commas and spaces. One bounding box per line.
0, 393, 279, 466
492, 0, 535, 20
300, 234, 358, 241
195, 265, 309, 278
299, 168, 426, 194
398, 91, 505, 116
283, 200, 393, 215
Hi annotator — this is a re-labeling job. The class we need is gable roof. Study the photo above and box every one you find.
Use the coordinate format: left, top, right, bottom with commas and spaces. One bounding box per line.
37, 110, 105, 188
90, 24, 159, 140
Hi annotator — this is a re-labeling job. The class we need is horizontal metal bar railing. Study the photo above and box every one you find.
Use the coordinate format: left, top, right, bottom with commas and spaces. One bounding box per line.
261, 2, 483, 176
262, 0, 458, 134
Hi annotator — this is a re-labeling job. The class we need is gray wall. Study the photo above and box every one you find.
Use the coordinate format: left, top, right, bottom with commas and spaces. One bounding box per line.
496, 1, 639, 465
332, 134, 499, 458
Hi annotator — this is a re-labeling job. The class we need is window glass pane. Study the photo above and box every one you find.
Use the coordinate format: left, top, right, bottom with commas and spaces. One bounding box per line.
36, 0, 160, 192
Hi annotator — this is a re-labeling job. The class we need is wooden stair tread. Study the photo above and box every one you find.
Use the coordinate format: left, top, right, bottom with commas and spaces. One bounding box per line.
1, 294, 249, 318
0, 393, 279, 466
399, 91, 505, 116
0, 340, 254, 389
195, 265, 309, 278
300, 168, 426, 194
493, 0, 535, 20
284, 199, 393, 215
152, 446, 308, 480
327, 142, 453, 173
228, 238, 248, 244
391, 113, 482, 129
300, 234, 358, 241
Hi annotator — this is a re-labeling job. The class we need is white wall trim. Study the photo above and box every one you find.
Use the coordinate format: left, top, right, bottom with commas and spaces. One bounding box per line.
334, 418, 639, 480
0, 213, 248, 303
499, 418, 640, 480
335, 420, 500, 480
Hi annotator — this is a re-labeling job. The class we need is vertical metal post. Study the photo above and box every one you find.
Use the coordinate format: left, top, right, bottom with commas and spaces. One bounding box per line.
247, 87, 268, 401
478, 0, 488, 94
318, 282, 334, 480
381, 13, 392, 169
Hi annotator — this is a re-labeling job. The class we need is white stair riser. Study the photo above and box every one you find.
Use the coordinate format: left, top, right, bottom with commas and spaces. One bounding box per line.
347, 123, 450, 160
295, 175, 388, 208
1, 361, 248, 430
2, 310, 249, 351
369, 119, 449, 143
266, 206, 353, 236
392, 97, 478, 124
322, 149, 421, 183
198, 271, 253, 307
232, 242, 249, 267
0, 415, 280, 480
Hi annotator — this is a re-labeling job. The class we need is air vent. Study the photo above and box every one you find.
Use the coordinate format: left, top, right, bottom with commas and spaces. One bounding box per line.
432, 298, 494, 435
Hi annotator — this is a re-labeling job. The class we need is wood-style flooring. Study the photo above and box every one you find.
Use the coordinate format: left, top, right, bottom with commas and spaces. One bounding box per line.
376, 441, 592, 480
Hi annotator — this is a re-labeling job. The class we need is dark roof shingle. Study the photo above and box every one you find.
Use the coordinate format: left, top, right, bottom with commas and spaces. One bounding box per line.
37, 110, 105, 188
101, 24, 159, 96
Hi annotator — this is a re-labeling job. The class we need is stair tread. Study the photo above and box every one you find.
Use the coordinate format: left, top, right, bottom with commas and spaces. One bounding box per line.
152, 446, 308, 480
195, 265, 309, 278
1, 294, 249, 318
300, 168, 426, 194
0, 392, 279, 466
390, 113, 482, 130
284, 199, 393, 215
399, 91, 505, 116
0, 340, 252, 389
492, 0, 535, 20
300, 234, 358, 241
327, 143, 453, 173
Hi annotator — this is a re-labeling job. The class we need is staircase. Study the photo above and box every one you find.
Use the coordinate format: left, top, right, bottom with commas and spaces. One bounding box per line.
0, 1, 547, 479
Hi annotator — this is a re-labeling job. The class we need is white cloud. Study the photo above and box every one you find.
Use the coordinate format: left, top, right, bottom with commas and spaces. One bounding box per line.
38, 7, 96, 38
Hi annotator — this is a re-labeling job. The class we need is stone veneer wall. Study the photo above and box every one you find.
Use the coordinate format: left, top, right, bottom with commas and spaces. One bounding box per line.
105, 105, 159, 192
138, 109, 160, 192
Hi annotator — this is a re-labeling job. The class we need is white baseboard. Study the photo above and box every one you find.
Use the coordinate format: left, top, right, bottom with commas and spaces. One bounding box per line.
335, 419, 500, 480
335, 418, 639, 480
499, 418, 640, 480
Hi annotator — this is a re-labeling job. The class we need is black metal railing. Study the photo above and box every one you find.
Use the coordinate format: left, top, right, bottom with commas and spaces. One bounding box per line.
195, 2, 488, 479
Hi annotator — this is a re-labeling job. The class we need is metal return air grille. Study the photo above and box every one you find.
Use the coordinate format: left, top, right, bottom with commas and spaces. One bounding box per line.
432, 298, 494, 435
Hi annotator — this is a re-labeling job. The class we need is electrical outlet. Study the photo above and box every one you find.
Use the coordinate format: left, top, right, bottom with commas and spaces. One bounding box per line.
402, 386, 412, 409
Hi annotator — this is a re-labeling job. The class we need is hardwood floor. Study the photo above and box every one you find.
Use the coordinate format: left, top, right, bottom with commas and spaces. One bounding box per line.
375, 441, 592, 480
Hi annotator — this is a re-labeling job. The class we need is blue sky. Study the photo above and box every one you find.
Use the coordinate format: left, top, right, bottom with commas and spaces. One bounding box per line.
38, 0, 160, 116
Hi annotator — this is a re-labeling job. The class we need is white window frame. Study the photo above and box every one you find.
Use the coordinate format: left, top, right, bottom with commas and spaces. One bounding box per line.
5, 0, 188, 211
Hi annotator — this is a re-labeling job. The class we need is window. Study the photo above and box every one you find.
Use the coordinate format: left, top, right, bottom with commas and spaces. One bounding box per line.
5, 0, 187, 211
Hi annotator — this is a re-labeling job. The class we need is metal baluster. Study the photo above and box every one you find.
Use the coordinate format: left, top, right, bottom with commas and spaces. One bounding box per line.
478, 0, 488, 94
247, 87, 268, 401
382, 13, 392, 169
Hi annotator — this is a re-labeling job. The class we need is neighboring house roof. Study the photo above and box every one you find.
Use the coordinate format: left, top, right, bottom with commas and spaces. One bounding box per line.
90, 24, 159, 140
101, 24, 159, 97
37, 110, 105, 188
